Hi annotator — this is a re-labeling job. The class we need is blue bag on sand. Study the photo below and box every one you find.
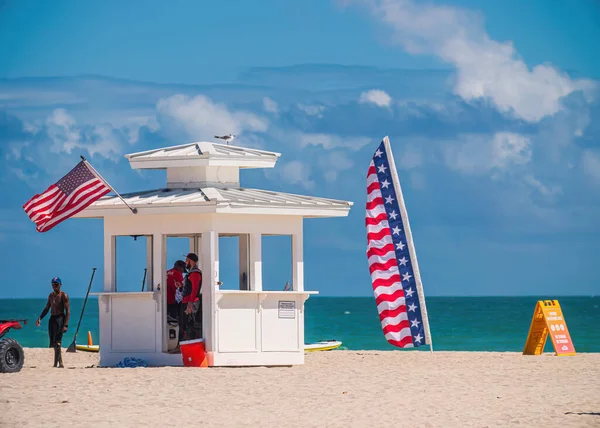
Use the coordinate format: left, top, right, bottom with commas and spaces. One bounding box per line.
114, 357, 147, 368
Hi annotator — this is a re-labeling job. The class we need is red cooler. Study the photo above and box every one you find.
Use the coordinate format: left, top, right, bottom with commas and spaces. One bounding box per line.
180, 338, 208, 367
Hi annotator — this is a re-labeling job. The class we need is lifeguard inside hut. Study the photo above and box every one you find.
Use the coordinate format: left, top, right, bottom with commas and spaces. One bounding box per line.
75, 142, 352, 367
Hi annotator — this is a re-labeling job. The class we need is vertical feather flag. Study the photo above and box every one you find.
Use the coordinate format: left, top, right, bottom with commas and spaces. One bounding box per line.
366, 136, 432, 349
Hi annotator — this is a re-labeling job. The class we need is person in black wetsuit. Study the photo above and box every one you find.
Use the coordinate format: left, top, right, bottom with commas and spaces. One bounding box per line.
36, 277, 71, 368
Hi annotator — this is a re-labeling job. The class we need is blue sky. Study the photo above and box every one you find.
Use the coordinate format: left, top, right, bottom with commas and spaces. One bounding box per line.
1, 0, 600, 298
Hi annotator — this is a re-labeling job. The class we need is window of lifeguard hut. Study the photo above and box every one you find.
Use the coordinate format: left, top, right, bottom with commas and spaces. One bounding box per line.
207, 234, 294, 292
114, 235, 154, 292
261, 235, 292, 291
217, 234, 242, 291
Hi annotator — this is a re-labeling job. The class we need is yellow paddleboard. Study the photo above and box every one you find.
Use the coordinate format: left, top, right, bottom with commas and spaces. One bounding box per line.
76, 344, 99, 353
304, 340, 342, 352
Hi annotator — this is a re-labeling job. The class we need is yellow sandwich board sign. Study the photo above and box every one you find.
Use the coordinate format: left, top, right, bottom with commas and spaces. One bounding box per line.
523, 300, 576, 356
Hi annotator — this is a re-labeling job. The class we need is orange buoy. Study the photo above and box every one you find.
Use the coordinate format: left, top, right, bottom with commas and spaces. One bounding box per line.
87, 331, 93, 346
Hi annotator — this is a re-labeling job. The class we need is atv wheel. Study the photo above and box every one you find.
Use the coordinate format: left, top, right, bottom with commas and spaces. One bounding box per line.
0, 338, 24, 373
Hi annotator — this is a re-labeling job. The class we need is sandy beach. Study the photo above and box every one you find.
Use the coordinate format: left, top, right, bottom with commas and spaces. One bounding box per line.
0, 349, 598, 427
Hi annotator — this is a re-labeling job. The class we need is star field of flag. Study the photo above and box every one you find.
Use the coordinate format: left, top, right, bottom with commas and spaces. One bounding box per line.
57, 161, 97, 195
366, 139, 427, 348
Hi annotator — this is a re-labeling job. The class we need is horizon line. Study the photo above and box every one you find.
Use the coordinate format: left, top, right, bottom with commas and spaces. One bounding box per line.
0, 294, 596, 300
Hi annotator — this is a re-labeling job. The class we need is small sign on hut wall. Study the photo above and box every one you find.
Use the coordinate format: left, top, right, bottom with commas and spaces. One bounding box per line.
278, 301, 296, 319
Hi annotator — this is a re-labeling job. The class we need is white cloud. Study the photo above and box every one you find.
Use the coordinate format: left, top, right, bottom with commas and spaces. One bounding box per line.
347, 0, 596, 122
523, 175, 561, 197
235, 133, 267, 150
440, 132, 566, 198
582, 150, 600, 185
106, 114, 159, 144
491, 132, 532, 170
45, 109, 123, 160
22, 121, 40, 134
8, 167, 39, 184
46, 108, 78, 153
0, 90, 84, 109
7, 93, 272, 185
443, 135, 489, 175
443, 132, 531, 174
359, 89, 392, 108
318, 151, 354, 182
297, 104, 326, 118
4, 141, 30, 161
263, 97, 278, 114
396, 146, 422, 169
297, 132, 372, 150
156, 94, 268, 140
279, 160, 315, 190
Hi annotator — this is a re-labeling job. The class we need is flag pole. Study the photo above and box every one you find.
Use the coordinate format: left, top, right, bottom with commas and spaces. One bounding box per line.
382, 136, 433, 353
80, 155, 138, 214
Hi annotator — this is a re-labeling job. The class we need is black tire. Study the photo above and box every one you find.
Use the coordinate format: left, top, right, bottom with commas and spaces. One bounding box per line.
0, 338, 25, 373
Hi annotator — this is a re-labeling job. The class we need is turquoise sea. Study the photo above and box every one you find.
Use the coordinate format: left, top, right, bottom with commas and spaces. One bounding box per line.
1, 296, 598, 352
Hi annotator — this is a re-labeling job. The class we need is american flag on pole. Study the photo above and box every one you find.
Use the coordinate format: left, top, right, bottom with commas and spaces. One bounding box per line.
366, 137, 432, 349
23, 160, 111, 233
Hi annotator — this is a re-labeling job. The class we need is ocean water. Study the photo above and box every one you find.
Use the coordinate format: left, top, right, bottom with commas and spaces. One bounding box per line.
1, 296, 598, 352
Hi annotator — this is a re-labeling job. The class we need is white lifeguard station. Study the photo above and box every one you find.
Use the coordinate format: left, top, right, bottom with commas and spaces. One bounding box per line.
75, 142, 352, 367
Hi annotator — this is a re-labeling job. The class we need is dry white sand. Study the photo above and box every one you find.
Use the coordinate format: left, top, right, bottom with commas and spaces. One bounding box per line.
1, 348, 599, 427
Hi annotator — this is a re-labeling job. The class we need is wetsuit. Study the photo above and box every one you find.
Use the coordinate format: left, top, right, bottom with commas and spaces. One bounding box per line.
39, 291, 70, 367
48, 313, 65, 348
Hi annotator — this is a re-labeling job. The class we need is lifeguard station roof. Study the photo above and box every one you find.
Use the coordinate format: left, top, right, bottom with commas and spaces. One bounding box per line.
125, 142, 280, 169
74, 187, 353, 218
75, 141, 353, 219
